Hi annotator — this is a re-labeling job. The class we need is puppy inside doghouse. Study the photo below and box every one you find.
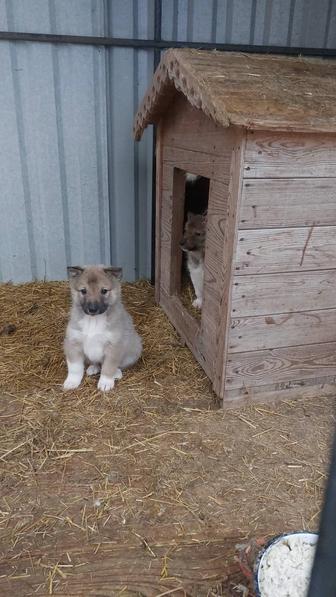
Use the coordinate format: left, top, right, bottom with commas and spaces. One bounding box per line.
63, 265, 142, 392
180, 173, 208, 309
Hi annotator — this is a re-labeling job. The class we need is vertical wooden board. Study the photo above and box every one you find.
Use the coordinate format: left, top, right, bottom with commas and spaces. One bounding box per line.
169, 168, 186, 295
228, 308, 336, 353
235, 226, 336, 275
211, 130, 246, 399
202, 180, 230, 303
159, 185, 173, 296
240, 178, 336, 229
201, 180, 229, 373
231, 270, 336, 317
225, 342, 336, 390
155, 122, 163, 302
244, 131, 336, 178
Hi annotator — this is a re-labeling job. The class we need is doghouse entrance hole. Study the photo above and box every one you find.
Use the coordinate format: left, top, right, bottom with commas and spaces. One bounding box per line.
173, 170, 209, 316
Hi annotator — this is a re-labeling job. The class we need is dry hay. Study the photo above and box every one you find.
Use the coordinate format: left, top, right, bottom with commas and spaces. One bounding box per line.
0, 280, 334, 595
179, 276, 202, 320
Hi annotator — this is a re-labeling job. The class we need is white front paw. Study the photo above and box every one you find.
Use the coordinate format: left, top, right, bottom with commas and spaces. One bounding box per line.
97, 369, 122, 392
192, 297, 202, 309
98, 375, 115, 392
63, 375, 82, 390
87, 364, 100, 376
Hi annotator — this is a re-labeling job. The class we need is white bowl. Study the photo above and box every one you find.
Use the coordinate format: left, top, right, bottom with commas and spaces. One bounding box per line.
255, 531, 318, 597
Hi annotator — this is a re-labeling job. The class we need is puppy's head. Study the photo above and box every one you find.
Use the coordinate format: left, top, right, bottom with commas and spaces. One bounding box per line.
180, 212, 207, 253
67, 265, 122, 316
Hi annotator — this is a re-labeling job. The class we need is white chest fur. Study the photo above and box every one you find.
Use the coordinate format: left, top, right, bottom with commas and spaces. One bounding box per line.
78, 314, 109, 363
187, 258, 204, 301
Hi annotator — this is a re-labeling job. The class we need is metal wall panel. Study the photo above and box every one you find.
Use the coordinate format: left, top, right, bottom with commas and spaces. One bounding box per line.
105, 0, 154, 281
0, 0, 153, 282
0, 0, 335, 283
0, 0, 105, 35
161, 0, 334, 48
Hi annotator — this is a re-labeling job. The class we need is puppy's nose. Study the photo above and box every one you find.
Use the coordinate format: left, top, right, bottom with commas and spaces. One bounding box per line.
87, 302, 99, 315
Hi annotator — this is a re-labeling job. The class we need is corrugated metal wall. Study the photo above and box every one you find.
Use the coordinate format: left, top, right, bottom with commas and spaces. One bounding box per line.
0, 0, 154, 282
1, 0, 335, 283
161, 0, 336, 47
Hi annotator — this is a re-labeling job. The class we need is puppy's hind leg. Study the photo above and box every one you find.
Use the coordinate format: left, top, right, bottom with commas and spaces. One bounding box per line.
63, 339, 84, 390
120, 335, 142, 369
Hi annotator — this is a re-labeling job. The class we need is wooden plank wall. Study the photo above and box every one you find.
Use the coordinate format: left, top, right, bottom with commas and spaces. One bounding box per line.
158, 95, 242, 384
225, 130, 336, 404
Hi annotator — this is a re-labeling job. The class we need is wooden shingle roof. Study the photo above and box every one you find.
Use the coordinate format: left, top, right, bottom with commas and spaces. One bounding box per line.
134, 49, 336, 140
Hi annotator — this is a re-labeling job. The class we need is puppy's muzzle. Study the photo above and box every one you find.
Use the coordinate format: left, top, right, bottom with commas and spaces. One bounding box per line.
180, 239, 196, 252
85, 301, 105, 316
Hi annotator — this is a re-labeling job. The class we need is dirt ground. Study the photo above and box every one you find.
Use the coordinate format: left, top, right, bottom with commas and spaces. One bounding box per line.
0, 281, 333, 596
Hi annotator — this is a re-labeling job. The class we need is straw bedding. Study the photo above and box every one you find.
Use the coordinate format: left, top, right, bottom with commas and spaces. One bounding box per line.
0, 280, 333, 595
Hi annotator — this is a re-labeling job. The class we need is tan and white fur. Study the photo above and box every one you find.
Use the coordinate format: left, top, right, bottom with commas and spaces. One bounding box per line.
180, 212, 207, 309
63, 265, 142, 392
185, 172, 200, 183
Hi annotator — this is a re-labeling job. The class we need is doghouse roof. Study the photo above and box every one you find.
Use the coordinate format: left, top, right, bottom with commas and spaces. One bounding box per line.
134, 49, 336, 140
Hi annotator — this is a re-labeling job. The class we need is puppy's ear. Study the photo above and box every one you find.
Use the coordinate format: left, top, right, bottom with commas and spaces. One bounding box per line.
104, 266, 123, 281
67, 266, 84, 278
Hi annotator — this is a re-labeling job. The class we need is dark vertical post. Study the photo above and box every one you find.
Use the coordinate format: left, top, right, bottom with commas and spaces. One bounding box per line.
307, 427, 336, 596
150, 0, 162, 284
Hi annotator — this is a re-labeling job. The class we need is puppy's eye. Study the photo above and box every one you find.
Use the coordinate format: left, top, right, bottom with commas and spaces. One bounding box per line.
195, 232, 202, 236
101, 288, 108, 295
80, 288, 87, 295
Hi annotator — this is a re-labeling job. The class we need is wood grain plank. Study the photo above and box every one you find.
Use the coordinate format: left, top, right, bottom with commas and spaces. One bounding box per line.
226, 342, 336, 389
231, 270, 336, 317
229, 309, 336, 353
155, 122, 163, 302
163, 145, 231, 183
240, 178, 336, 229
244, 131, 336, 178
235, 226, 336, 275
169, 168, 186, 295
162, 93, 231, 156
201, 179, 231, 374
159, 183, 173, 295
224, 379, 336, 406
213, 130, 246, 399
160, 290, 212, 379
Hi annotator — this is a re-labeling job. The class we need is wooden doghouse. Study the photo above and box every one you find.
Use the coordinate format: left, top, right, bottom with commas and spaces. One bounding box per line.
134, 49, 336, 406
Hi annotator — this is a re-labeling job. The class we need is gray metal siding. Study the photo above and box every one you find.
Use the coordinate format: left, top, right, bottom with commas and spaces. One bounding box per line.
105, 0, 154, 280
0, 0, 153, 282
161, 0, 335, 47
0, 0, 335, 283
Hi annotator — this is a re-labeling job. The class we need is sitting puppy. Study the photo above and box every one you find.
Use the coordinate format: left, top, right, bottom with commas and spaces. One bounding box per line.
63, 265, 142, 392
180, 212, 207, 309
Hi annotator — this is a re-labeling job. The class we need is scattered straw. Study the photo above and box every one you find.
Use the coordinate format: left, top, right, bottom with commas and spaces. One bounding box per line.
0, 280, 333, 594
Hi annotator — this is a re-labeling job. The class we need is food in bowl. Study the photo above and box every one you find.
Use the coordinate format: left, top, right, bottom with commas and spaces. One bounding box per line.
256, 532, 318, 597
